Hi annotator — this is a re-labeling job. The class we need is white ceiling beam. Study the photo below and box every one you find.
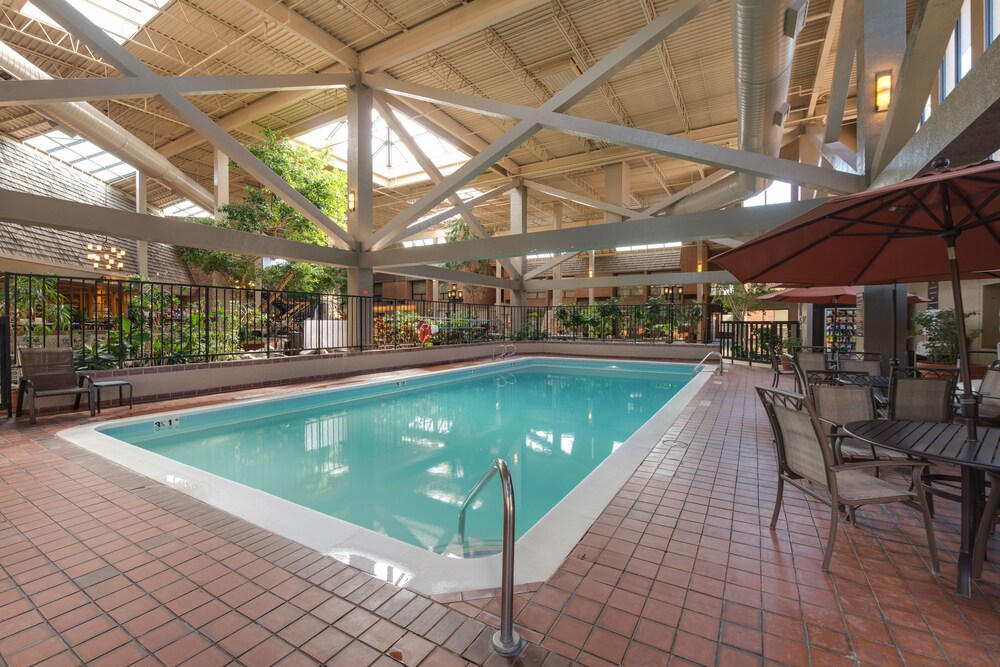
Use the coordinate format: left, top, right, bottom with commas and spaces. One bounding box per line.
523, 252, 580, 280
364, 199, 825, 267
383, 90, 518, 177
523, 180, 638, 219
381, 265, 517, 290
157, 67, 347, 158
871, 37, 1000, 187
870, 0, 963, 178
359, 0, 550, 72
31, 0, 355, 250
365, 0, 713, 251
232, 0, 359, 70
0, 188, 359, 267
277, 104, 347, 138
0, 72, 356, 106
367, 74, 862, 194
375, 94, 520, 280
823, 0, 857, 146
808, 0, 843, 117
525, 270, 732, 291
640, 169, 731, 216
376, 182, 516, 249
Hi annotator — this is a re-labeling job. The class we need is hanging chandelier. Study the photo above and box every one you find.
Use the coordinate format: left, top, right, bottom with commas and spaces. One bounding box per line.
85, 241, 125, 271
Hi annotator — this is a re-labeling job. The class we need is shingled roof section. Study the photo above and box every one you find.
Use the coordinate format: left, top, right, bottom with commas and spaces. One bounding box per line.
0, 135, 192, 283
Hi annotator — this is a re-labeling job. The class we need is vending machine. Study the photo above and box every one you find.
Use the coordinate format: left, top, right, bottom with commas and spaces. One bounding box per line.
824, 307, 857, 354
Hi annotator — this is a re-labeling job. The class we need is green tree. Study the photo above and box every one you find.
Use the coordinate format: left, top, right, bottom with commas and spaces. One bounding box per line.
179, 130, 347, 293
443, 218, 491, 301
712, 282, 771, 321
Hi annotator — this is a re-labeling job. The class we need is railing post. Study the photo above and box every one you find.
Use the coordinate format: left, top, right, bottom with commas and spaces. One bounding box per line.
203, 287, 211, 362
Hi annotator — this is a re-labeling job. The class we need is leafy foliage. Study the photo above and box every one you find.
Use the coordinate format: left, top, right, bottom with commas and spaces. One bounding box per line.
712, 282, 771, 321
910, 308, 982, 363
178, 130, 347, 292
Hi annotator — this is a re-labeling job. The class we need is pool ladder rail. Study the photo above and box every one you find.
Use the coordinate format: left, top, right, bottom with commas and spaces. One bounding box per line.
457, 459, 524, 657
492, 344, 516, 362
694, 350, 726, 376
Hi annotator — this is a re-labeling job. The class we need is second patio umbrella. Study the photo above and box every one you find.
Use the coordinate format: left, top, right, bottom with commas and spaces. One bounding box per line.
760, 285, 929, 305
716, 158, 1000, 442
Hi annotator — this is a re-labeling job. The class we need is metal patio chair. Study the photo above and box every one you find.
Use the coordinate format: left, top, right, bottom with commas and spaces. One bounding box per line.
756, 385, 939, 573
975, 360, 1000, 427
769, 351, 795, 388
16, 347, 95, 424
837, 351, 883, 377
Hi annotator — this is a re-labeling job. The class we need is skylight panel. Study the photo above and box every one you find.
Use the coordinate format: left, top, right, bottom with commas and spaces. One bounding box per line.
21, 0, 168, 44
614, 242, 682, 252
162, 200, 209, 218
297, 111, 467, 182
24, 130, 136, 182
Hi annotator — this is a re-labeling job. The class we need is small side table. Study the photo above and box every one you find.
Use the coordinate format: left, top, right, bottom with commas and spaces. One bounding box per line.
93, 380, 133, 414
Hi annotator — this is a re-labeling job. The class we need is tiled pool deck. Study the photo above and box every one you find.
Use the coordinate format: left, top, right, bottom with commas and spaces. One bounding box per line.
0, 362, 998, 666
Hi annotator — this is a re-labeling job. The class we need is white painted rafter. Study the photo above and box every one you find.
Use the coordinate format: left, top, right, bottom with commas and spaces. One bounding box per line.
0, 72, 357, 106
29, 0, 355, 250
374, 93, 521, 280
365, 0, 714, 251
365, 74, 863, 194
364, 199, 825, 268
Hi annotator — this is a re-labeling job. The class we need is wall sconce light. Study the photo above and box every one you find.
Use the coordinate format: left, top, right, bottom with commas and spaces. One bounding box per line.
696, 261, 703, 272
347, 190, 356, 212
447, 283, 464, 302
875, 70, 892, 112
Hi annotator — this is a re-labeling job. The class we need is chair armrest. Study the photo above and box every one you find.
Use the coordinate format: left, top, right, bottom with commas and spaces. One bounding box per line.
831, 460, 930, 472
77, 374, 94, 389
20, 377, 33, 391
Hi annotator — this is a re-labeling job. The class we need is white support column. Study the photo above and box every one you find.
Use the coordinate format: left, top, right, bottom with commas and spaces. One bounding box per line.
495, 262, 503, 305
551, 202, 563, 305
509, 184, 527, 331
347, 83, 374, 348
798, 132, 822, 200
856, 0, 906, 182
588, 252, 596, 305
135, 173, 148, 277
213, 149, 229, 221
598, 162, 629, 304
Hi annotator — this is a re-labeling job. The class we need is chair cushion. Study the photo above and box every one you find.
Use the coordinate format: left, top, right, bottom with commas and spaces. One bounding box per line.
835, 469, 914, 503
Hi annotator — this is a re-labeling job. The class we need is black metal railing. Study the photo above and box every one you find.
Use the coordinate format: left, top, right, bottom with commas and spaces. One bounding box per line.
718, 320, 802, 363
1, 316, 10, 418
3, 273, 717, 370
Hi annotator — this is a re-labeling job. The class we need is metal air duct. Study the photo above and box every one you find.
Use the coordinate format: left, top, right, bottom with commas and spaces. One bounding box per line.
0, 41, 215, 211
665, 0, 800, 215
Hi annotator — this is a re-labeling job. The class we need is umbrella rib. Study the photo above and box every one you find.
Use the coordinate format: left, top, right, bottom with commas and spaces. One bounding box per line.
849, 235, 891, 284
948, 181, 1000, 228
742, 220, 860, 281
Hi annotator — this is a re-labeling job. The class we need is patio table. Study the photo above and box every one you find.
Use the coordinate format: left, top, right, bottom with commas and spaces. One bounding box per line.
844, 419, 1000, 597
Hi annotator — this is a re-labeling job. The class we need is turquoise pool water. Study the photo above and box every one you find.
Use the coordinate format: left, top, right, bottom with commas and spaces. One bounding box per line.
99, 358, 694, 556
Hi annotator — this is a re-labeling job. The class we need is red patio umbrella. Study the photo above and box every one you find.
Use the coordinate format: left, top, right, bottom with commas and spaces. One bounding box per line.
760, 285, 930, 305
716, 158, 1000, 441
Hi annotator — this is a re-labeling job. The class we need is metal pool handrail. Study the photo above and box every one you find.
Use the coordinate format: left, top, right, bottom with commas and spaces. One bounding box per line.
457, 459, 523, 657
491, 344, 517, 361
694, 350, 725, 376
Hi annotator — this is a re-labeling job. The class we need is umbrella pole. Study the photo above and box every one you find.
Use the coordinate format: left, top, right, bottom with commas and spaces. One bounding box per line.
945, 239, 977, 443
890, 282, 899, 369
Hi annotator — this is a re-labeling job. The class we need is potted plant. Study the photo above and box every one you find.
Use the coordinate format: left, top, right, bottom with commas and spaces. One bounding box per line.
910, 308, 985, 377
778, 336, 802, 370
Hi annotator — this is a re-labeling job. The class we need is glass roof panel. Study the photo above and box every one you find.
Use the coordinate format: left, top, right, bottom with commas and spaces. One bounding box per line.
162, 200, 209, 218
25, 130, 137, 182
21, 0, 169, 44
297, 111, 468, 182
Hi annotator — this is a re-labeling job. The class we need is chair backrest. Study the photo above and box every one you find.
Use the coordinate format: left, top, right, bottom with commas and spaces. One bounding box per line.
838, 357, 882, 377
798, 369, 870, 399
811, 383, 876, 427
18, 347, 78, 392
794, 348, 828, 373
979, 360, 1000, 421
888, 373, 955, 422
756, 385, 832, 488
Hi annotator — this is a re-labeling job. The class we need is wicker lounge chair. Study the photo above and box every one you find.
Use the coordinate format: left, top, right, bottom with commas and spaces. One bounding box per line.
16, 347, 95, 424
756, 385, 939, 572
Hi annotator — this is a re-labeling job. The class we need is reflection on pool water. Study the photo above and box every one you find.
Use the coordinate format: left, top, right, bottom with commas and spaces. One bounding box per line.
99, 359, 694, 556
